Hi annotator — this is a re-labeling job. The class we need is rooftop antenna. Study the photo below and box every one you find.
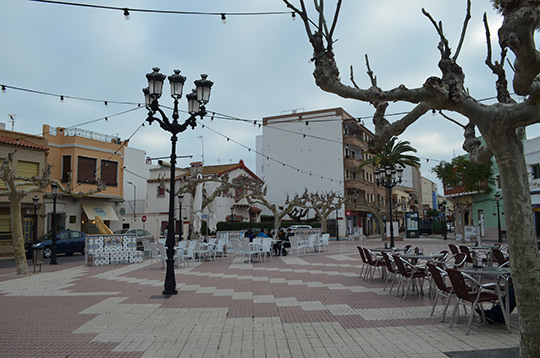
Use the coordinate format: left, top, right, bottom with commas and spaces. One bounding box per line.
8, 114, 16, 130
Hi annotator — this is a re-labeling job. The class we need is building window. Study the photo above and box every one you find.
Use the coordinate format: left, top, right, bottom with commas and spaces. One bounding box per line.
61, 155, 71, 183
495, 174, 501, 189
17, 161, 39, 189
100, 160, 118, 186
157, 186, 165, 196
77, 156, 97, 184
531, 164, 540, 179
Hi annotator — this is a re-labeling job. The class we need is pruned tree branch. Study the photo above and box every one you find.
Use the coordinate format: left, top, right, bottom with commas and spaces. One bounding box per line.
498, 1, 540, 98
484, 12, 515, 104
452, 0, 471, 61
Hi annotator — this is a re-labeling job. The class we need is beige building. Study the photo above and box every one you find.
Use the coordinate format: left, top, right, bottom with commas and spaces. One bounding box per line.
0, 129, 48, 254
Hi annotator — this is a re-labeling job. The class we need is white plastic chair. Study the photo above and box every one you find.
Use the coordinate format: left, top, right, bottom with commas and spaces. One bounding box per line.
184, 240, 198, 263
320, 233, 330, 251
289, 236, 306, 256
240, 238, 261, 262
175, 241, 189, 268
155, 242, 167, 269
215, 239, 226, 259
229, 239, 243, 262
261, 238, 273, 261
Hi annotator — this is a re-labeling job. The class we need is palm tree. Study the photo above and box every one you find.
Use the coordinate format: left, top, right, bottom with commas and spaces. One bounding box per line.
359, 137, 420, 246
361, 137, 421, 169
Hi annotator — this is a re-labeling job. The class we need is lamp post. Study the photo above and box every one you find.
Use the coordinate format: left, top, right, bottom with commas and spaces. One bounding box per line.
495, 193, 502, 243
375, 165, 404, 248
249, 207, 253, 231
335, 208, 339, 241
32, 195, 39, 246
50, 184, 58, 265
178, 195, 183, 241
143, 67, 213, 295
127, 181, 136, 222
441, 201, 447, 240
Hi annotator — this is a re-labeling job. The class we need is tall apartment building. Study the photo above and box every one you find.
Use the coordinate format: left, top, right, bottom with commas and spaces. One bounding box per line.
256, 108, 387, 237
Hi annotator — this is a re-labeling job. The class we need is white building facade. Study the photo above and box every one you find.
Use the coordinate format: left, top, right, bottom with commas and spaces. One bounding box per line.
145, 160, 261, 240
257, 108, 389, 238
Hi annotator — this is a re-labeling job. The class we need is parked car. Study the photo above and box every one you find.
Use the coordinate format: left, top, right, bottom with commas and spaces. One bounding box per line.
287, 225, 312, 234
113, 229, 154, 250
27, 230, 87, 259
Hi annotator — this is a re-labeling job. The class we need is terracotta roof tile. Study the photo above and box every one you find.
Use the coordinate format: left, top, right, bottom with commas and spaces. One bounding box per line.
0, 136, 49, 152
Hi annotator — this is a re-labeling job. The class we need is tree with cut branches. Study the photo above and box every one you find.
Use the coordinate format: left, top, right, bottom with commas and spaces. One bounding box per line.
232, 175, 304, 232
300, 190, 344, 233
284, 0, 540, 354
1, 152, 105, 275
432, 155, 494, 237
158, 172, 238, 236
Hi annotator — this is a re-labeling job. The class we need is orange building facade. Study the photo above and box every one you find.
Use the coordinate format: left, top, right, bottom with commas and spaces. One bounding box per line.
43, 125, 125, 234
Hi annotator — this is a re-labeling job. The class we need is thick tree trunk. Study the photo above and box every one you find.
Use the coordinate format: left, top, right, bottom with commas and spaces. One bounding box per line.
491, 134, 540, 357
320, 216, 328, 233
10, 198, 28, 275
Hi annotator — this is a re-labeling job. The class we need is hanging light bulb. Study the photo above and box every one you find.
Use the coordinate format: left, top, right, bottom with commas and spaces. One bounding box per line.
291, 12, 296, 21
1, 85, 5, 93
104, 101, 108, 107
123, 8, 130, 20
60, 95, 64, 103
221, 13, 227, 24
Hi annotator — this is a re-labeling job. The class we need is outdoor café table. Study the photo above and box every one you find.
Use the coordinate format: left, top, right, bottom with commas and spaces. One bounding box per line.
467, 245, 498, 265
371, 247, 405, 253
399, 252, 446, 261
459, 266, 512, 332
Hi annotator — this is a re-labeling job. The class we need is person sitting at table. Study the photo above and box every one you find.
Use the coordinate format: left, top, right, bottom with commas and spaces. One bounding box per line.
274, 228, 289, 256
257, 229, 269, 238
244, 229, 255, 242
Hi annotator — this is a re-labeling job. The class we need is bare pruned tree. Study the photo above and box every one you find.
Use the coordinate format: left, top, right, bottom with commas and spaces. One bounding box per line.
284, 0, 540, 355
232, 175, 304, 231
300, 190, 345, 233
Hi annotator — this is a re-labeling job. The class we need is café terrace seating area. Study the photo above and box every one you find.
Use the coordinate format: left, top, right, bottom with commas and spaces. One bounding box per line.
357, 242, 513, 335
139, 230, 516, 338
143, 229, 330, 269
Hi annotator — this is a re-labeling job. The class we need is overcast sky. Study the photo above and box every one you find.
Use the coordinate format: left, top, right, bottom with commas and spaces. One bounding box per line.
1, 0, 538, 194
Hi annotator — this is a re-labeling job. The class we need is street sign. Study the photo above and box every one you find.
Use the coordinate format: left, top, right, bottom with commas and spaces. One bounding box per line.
202, 214, 208, 219
367, 213, 372, 218
142, 215, 147, 222
345, 210, 351, 216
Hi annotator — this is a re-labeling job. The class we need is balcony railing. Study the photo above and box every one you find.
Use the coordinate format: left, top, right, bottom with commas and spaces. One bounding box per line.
49, 127, 121, 144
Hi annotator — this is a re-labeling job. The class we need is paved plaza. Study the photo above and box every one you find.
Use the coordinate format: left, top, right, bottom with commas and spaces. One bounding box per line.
0, 238, 519, 357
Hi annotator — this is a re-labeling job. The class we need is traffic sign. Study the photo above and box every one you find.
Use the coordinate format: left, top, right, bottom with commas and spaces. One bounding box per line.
142, 215, 147, 222
345, 210, 351, 216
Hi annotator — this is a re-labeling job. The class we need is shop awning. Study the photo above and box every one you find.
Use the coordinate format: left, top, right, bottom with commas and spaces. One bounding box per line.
81, 202, 119, 221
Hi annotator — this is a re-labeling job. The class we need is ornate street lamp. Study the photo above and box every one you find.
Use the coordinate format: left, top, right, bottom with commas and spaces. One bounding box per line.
375, 165, 404, 248
50, 184, 58, 265
495, 193, 502, 243
32, 195, 39, 246
144, 67, 213, 295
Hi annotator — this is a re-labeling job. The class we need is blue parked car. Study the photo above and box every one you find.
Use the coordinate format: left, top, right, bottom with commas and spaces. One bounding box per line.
27, 230, 87, 259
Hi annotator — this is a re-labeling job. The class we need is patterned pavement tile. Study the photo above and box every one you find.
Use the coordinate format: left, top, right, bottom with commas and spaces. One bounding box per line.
0, 238, 520, 357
